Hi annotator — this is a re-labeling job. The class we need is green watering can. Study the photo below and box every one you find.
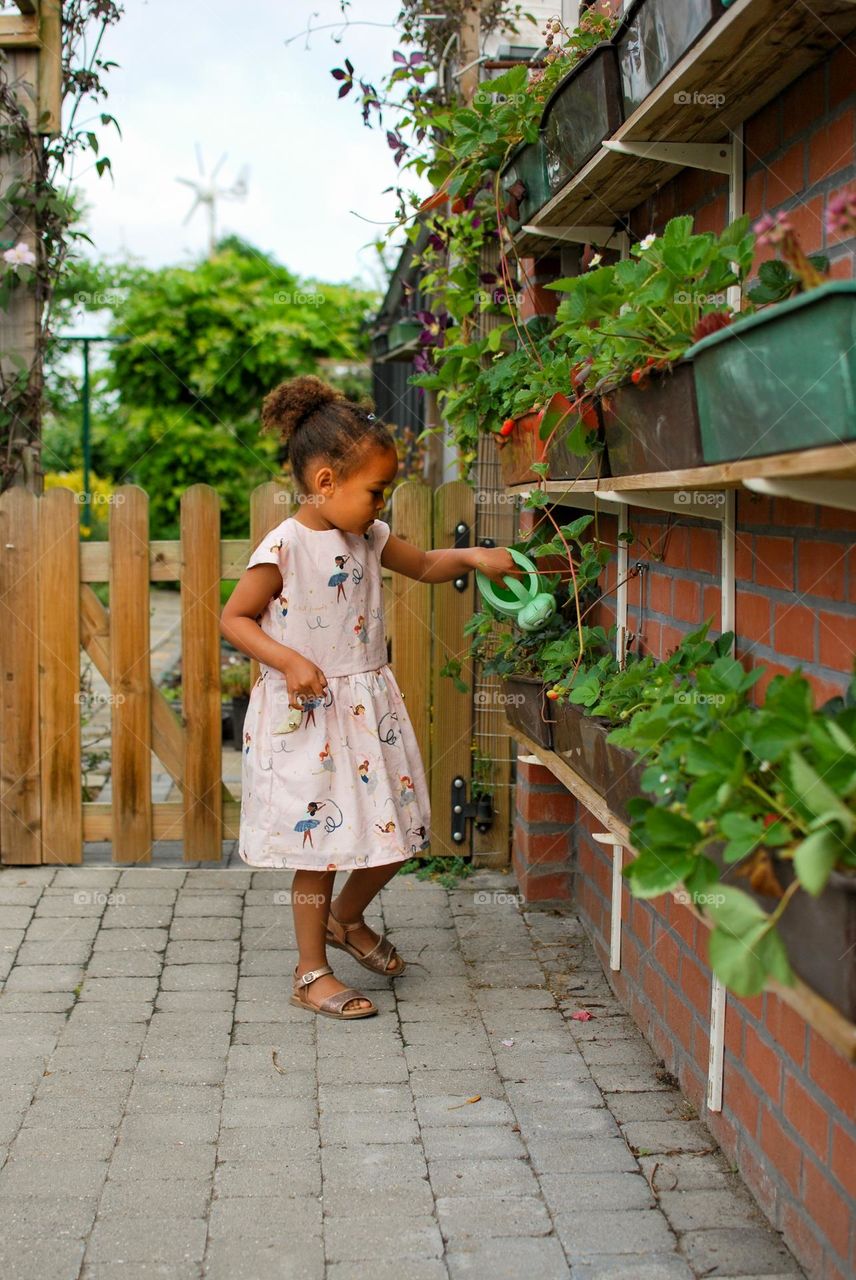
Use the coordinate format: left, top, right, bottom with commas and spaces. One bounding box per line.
475, 547, 557, 632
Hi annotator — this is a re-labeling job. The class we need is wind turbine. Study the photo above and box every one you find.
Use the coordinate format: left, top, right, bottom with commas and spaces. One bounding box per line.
176, 145, 249, 255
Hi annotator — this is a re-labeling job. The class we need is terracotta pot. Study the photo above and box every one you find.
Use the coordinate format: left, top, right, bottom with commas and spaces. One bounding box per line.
495, 394, 608, 485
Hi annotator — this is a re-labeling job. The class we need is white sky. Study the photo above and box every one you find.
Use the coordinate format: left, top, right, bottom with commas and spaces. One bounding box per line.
72, 0, 422, 291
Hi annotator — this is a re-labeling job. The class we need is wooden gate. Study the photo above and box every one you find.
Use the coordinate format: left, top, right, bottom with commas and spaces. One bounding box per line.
0, 477, 508, 865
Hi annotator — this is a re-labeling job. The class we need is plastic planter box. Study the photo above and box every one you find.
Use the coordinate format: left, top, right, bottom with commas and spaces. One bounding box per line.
541, 43, 623, 195
499, 138, 551, 234
600, 359, 706, 474
553, 702, 611, 793
685, 282, 856, 462
616, 0, 726, 115
504, 676, 556, 749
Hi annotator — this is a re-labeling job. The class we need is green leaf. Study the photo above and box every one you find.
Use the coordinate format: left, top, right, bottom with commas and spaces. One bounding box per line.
624, 849, 696, 897
793, 827, 841, 896
788, 750, 855, 836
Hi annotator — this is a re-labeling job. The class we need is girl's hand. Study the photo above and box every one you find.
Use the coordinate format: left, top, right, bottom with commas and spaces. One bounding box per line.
471, 546, 527, 586
278, 652, 329, 709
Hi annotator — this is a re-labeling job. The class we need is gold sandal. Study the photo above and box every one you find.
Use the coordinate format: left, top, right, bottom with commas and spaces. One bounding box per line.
325, 910, 407, 976
289, 964, 378, 1019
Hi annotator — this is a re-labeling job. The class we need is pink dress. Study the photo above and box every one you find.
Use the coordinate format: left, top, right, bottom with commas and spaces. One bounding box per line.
237, 515, 432, 871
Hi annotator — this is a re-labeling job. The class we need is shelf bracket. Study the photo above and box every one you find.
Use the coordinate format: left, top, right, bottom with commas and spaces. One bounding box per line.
707, 977, 727, 1112
603, 139, 732, 174
520, 223, 623, 246
744, 475, 856, 512
593, 831, 624, 971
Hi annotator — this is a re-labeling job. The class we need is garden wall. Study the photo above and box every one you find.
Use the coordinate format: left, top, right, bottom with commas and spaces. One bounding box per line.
511, 35, 856, 1280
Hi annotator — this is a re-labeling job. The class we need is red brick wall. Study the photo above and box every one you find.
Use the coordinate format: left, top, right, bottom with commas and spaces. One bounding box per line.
510, 35, 856, 1280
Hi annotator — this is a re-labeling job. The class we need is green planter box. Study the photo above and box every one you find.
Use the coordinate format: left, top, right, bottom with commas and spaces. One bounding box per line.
685, 282, 856, 463
500, 138, 551, 234
386, 320, 422, 352
616, 0, 725, 115
541, 43, 623, 195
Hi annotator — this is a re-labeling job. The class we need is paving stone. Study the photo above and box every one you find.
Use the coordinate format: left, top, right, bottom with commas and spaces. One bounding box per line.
569, 1254, 695, 1278
202, 1238, 325, 1280
436, 1193, 552, 1241
317, 1084, 414, 1114
514, 1104, 621, 1141
420, 1126, 529, 1162
415, 1095, 517, 1127
427, 1156, 540, 1198
327, 1261, 446, 1280
445, 1236, 571, 1278
325, 1212, 443, 1263
207, 1194, 322, 1241
658, 1188, 764, 1232
679, 1228, 803, 1276
605, 1091, 692, 1124
637, 1152, 735, 1193
0, 1156, 109, 1197
98, 1176, 212, 1217
86, 1216, 208, 1263
554, 1208, 677, 1257
539, 1171, 656, 1213
0, 1191, 99, 1237
319, 1111, 419, 1145
0, 1234, 86, 1280
527, 1136, 638, 1176
621, 1121, 716, 1157
213, 1159, 321, 1199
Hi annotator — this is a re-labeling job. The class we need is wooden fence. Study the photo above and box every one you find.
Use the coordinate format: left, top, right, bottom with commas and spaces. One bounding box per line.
0, 477, 500, 865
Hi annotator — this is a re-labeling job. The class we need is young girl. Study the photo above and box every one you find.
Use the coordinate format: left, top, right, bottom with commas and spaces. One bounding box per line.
221, 375, 518, 1021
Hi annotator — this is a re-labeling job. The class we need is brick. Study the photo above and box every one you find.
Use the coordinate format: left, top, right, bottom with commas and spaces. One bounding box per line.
781, 1200, 826, 1279
787, 195, 826, 256
665, 988, 693, 1053
754, 535, 794, 589
829, 32, 856, 109
766, 141, 805, 207
688, 527, 719, 576
807, 110, 855, 185
744, 1024, 782, 1102
673, 578, 701, 623
735, 534, 755, 582
661, 624, 686, 655
654, 928, 680, 983
514, 863, 573, 904
738, 494, 772, 525
694, 195, 729, 237
803, 1157, 852, 1259
818, 610, 856, 671
512, 823, 573, 869
782, 63, 826, 141
736, 589, 772, 648
745, 100, 781, 162
702, 585, 721, 627
783, 1076, 829, 1161
772, 496, 818, 527
808, 1030, 856, 1116
831, 1124, 856, 1201
681, 954, 709, 1019
648, 572, 672, 615
798, 540, 847, 601
744, 168, 765, 220
774, 602, 816, 662
764, 994, 807, 1068
759, 1108, 802, 1194
632, 899, 652, 948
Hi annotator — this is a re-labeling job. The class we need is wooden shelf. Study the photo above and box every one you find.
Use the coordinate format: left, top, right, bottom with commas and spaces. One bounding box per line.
512, 0, 856, 256
507, 718, 856, 1062
504, 442, 856, 514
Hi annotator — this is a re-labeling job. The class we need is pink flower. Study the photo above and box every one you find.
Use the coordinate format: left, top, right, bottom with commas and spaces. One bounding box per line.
570, 1009, 594, 1022
3, 241, 36, 268
826, 186, 856, 239
752, 212, 793, 249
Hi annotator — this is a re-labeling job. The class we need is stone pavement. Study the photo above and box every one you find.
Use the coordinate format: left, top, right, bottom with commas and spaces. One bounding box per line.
0, 860, 805, 1280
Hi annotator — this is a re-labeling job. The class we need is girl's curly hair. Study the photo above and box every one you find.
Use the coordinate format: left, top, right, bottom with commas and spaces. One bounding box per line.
260, 374, 396, 489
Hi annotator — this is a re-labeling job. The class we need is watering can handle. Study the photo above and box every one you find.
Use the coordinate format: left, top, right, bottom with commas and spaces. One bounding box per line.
475, 547, 541, 608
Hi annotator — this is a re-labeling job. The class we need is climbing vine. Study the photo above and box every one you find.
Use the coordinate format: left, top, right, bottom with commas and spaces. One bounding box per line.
0, 0, 122, 491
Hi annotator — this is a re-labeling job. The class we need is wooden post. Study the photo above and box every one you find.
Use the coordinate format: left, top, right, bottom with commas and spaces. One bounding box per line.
458, 1, 481, 106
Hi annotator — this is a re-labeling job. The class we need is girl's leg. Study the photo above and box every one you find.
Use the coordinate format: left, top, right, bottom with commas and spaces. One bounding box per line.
331, 861, 405, 972
291, 869, 372, 1011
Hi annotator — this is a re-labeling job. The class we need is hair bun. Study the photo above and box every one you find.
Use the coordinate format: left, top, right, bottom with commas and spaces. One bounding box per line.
260, 374, 343, 441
